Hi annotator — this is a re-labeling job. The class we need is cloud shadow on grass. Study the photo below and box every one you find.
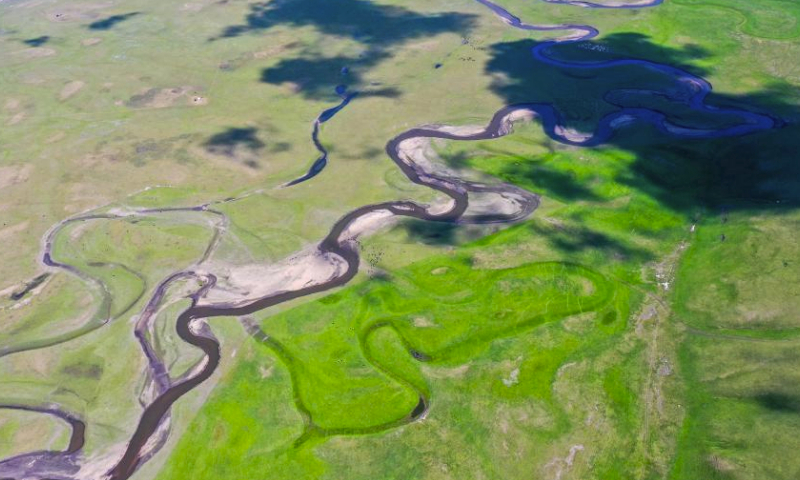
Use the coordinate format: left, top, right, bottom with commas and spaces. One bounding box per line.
213, 0, 474, 45
260, 54, 402, 100
23, 35, 50, 47
214, 0, 475, 99
529, 222, 655, 262
204, 127, 271, 169
753, 392, 800, 414
482, 34, 799, 217
88, 12, 140, 31
205, 127, 265, 156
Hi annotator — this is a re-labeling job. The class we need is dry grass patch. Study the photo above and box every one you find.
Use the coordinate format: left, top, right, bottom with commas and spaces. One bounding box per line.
0, 164, 33, 190
81, 37, 102, 46
125, 86, 206, 109
59, 80, 85, 100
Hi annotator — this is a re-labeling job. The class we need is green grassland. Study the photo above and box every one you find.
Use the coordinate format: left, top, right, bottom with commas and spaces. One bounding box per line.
0, 408, 71, 459
154, 0, 800, 473
157, 249, 637, 480
668, 208, 800, 480
155, 122, 674, 479
674, 209, 800, 333
0, 0, 798, 478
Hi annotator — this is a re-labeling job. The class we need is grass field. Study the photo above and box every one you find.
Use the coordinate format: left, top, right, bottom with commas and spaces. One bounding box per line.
1, 0, 799, 478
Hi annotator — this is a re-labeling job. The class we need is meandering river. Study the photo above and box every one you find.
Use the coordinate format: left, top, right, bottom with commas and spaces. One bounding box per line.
0, 1, 780, 478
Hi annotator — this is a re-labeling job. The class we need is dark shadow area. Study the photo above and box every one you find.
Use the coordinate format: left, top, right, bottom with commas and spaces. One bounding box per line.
440, 148, 599, 203
261, 55, 380, 99
486, 35, 714, 126
483, 34, 800, 217
753, 392, 800, 414
508, 156, 601, 203
529, 222, 654, 261
260, 53, 405, 99
61, 363, 103, 379
439, 151, 473, 170
204, 127, 267, 169
403, 219, 460, 245
548, 33, 710, 76
354, 87, 402, 99
215, 0, 474, 43
401, 219, 499, 246
23, 35, 50, 47
88, 12, 140, 31
204, 127, 265, 156
270, 142, 292, 153
215, 0, 474, 98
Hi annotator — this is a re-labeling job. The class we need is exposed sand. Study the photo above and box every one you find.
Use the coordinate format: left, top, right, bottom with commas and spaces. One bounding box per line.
609, 114, 637, 129
81, 37, 102, 46
412, 316, 437, 327
67, 219, 95, 242
10, 101, 539, 477
259, 364, 275, 378
126, 86, 205, 109
196, 196, 400, 308
193, 107, 537, 312
465, 190, 527, 217
502, 367, 520, 387
426, 197, 456, 215
59, 80, 85, 100
340, 209, 396, 240
554, 125, 593, 143
77, 443, 128, 480
544, 444, 585, 480
498, 108, 539, 135
435, 124, 487, 136
199, 247, 348, 307
4, 99, 21, 110
431, 109, 537, 139
396, 136, 448, 175
549, 28, 594, 42
5, 111, 26, 126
